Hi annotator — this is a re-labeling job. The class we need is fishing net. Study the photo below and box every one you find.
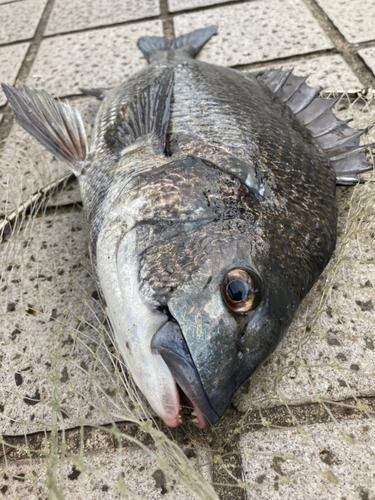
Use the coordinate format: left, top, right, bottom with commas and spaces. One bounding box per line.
0, 87, 374, 499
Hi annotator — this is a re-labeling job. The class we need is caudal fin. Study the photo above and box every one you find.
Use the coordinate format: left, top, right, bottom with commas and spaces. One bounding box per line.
137, 25, 217, 63
2, 84, 87, 175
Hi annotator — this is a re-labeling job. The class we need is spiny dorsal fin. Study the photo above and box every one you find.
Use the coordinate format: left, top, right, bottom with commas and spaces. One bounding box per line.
2, 83, 87, 175
104, 68, 173, 156
258, 69, 374, 185
137, 25, 217, 63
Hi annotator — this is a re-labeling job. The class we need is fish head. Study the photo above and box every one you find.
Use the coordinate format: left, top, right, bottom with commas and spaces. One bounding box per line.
96, 155, 335, 428
157, 233, 300, 426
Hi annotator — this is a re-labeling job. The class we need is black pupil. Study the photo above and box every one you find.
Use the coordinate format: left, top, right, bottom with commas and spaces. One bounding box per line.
227, 280, 247, 302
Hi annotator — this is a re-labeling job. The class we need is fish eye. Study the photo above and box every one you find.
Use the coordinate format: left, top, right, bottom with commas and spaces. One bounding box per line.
221, 268, 263, 314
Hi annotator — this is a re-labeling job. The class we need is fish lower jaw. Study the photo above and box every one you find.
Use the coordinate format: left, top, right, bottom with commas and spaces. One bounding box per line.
159, 387, 209, 429
161, 411, 182, 428
176, 386, 210, 429
173, 408, 207, 429
164, 408, 208, 429
189, 409, 207, 429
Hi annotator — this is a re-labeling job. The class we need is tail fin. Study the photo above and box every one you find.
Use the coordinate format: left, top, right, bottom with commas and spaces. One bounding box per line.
2, 84, 87, 176
137, 25, 217, 63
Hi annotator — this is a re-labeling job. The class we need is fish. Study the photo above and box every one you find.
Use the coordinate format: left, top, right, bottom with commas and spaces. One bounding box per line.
2, 26, 374, 429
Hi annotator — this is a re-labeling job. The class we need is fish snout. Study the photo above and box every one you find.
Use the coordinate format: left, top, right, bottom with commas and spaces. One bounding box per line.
151, 321, 219, 428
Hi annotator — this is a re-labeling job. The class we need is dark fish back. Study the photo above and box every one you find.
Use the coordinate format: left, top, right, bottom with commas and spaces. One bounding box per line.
79, 53, 337, 298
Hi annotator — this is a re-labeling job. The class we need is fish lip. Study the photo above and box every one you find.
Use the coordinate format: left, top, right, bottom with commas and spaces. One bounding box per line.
151, 321, 219, 428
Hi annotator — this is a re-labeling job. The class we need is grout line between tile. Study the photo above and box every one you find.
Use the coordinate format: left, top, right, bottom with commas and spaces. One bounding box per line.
159, 0, 175, 39
0, 0, 22, 5
164, 0, 257, 17
301, 0, 375, 86
0, 0, 56, 148
39, 13, 162, 40
231, 48, 339, 72
25, 0, 257, 42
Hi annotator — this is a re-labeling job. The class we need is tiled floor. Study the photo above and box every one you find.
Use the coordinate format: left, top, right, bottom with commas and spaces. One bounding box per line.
0, 1, 375, 499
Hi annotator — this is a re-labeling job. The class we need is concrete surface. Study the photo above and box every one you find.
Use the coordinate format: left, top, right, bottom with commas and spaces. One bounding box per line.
1, 0, 375, 499
250, 53, 363, 90
0, 43, 29, 106
168, 0, 228, 12
173, 0, 334, 67
0, 0, 47, 44
240, 419, 375, 499
359, 47, 375, 77
0, 209, 138, 435
0, 445, 212, 499
45, 0, 160, 35
316, 0, 375, 44
27, 20, 163, 97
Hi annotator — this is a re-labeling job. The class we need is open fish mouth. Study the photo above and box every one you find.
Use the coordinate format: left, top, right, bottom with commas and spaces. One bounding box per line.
151, 321, 219, 428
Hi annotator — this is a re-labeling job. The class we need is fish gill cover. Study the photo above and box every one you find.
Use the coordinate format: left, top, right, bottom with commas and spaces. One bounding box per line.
0, 88, 374, 499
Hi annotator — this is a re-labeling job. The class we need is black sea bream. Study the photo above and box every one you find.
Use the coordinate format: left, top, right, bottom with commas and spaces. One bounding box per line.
2, 26, 373, 428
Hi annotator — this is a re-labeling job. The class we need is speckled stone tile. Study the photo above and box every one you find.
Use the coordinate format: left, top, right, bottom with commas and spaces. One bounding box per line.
248, 53, 363, 90
240, 419, 375, 499
0, 42, 29, 106
0, 97, 97, 216
0, 446, 213, 499
0, 0, 47, 45
316, 0, 375, 44
45, 178, 82, 207
27, 20, 163, 97
359, 47, 375, 78
45, 0, 160, 35
168, 0, 228, 12
173, 0, 334, 67
0, 208, 143, 436
0, 0, 22, 4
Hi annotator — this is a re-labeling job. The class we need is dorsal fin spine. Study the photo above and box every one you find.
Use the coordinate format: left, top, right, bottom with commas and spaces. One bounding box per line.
330, 144, 375, 162
273, 69, 292, 94
284, 75, 308, 103
324, 128, 368, 149
258, 68, 374, 185
306, 97, 340, 126
312, 119, 348, 138
293, 88, 322, 114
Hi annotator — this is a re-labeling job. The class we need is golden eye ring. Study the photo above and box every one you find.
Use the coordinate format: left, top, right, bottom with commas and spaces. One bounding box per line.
221, 268, 263, 314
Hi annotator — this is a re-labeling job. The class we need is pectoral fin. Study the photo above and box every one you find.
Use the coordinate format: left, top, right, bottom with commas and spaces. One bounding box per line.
2, 84, 87, 176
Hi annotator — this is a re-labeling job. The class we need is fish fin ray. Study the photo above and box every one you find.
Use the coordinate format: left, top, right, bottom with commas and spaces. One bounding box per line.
137, 25, 217, 62
2, 83, 87, 175
257, 69, 374, 185
79, 87, 112, 100
104, 68, 173, 155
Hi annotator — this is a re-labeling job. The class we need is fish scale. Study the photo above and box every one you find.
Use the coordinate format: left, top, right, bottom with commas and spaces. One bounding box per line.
171, 61, 267, 159
2, 25, 373, 428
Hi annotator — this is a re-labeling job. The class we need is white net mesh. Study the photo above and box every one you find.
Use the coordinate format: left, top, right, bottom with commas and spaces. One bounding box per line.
0, 92, 374, 499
